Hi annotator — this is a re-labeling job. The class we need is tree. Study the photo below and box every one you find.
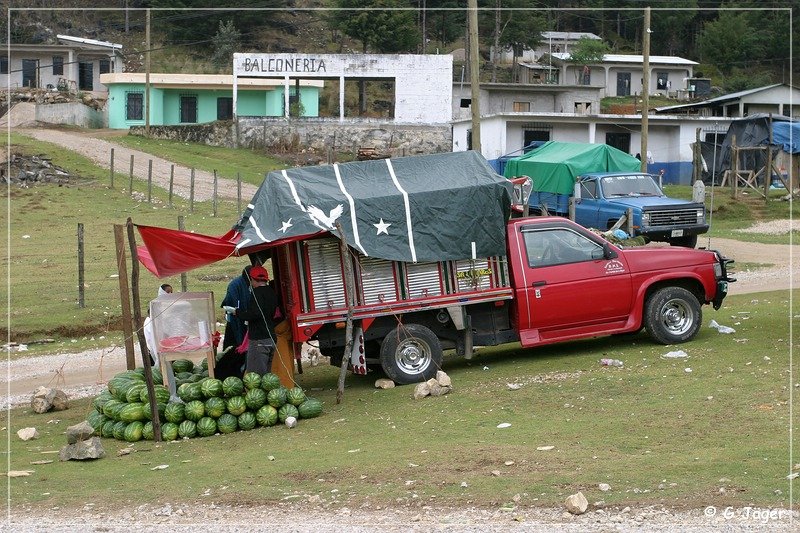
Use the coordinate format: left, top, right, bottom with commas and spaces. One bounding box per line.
698, 9, 764, 73
567, 36, 610, 84
211, 20, 241, 71
649, 0, 697, 57
496, 1, 546, 83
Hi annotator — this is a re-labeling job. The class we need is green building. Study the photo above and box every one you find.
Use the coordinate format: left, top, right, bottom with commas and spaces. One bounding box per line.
100, 73, 322, 129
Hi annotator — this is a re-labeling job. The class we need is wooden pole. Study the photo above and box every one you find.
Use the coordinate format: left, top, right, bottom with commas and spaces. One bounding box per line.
77, 223, 85, 308
237, 172, 241, 216
129, 154, 134, 194
109, 148, 114, 188
467, 0, 481, 153
145, 8, 151, 137
178, 216, 188, 292
213, 169, 218, 217
125, 218, 161, 441
113, 224, 136, 370
693, 128, 701, 184
765, 114, 773, 203
335, 221, 356, 405
190, 168, 195, 213
640, 6, 651, 173
168, 164, 174, 208
147, 159, 152, 203
731, 135, 738, 198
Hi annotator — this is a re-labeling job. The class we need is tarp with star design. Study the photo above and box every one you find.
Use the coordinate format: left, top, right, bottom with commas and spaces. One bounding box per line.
136, 151, 513, 277
234, 150, 513, 263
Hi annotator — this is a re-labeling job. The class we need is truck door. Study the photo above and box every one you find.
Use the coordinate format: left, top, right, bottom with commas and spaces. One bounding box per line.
514, 224, 633, 344
573, 179, 603, 229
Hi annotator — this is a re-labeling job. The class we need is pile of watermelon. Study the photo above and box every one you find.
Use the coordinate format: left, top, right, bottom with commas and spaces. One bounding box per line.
85, 360, 323, 443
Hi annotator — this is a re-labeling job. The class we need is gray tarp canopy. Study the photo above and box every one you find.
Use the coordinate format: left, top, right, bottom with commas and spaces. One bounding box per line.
234, 150, 514, 262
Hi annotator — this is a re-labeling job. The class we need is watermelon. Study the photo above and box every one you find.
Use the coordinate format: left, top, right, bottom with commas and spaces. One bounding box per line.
201, 378, 223, 399
124, 421, 144, 442
117, 370, 145, 381
126, 383, 146, 404
286, 387, 306, 406
201, 358, 209, 371
204, 397, 226, 419
256, 405, 278, 427
101, 420, 115, 438
189, 374, 205, 383
172, 359, 194, 374
102, 399, 124, 420
297, 398, 323, 419
141, 402, 166, 422
164, 402, 186, 424
93, 391, 114, 414
260, 373, 282, 392
238, 411, 256, 431
176, 371, 194, 382
178, 382, 202, 402
243, 372, 262, 390
112, 421, 128, 440
267, 387, 288, 408
161, 422, 179, 441
107, 376, 137, 397
119, 403, 146, 423
114, 380, 139, 402
151, 366, 163, 384
196, 416, 217, 437
140, 384, 171, 405
226, 396, 247, 416
177, 420, 197, 439
87, 411, 107, 434
222, 376, 244, 397
184, 400, 205, 422
278, 404, 299, 423
142, 421, 154, 440
132, 367, 146, 378
245, 388, 267, 411
216, 413, 238, 434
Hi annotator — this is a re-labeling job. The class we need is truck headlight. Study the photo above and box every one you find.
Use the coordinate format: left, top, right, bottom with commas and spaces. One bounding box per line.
697, 209, 705, 221
641, 212, 650, 226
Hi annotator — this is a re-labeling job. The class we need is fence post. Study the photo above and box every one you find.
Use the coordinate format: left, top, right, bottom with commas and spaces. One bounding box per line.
109, 148, 115, 188
168, 164, 174, 208
77, 223, 85, 308
190, 168, 195, 214
213, 169, 218, 217
178, 216, 188, 292
129, 154, 134, 195
237, 172, 241, 216
113, 224, 137, 370
147, 159, 153, 203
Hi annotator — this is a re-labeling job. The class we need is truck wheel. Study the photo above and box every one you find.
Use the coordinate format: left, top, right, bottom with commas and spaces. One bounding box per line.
670, 235, 697, 248
644, 287, 702, 344
380, 324, 442, 385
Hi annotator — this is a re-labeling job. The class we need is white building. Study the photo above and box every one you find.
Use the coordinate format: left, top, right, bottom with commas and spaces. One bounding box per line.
655, 83, 800, 118
491, 31, 602, 64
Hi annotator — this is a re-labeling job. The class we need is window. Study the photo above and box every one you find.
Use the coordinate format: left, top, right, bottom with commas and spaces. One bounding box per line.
580, 180, 597, 199
217, 97, 233, 120
605, 132, 631, 154
574, 102, 591, 114
0, 58, 7, 74
126, 92, 143, 121
52, 56, 64, 75
99, 59, 111, 74
513, 101, 530, 112
523, 228, 604, 268
180, 95, 198, 123
656, 72, 668, 91
580, 66, 591, 85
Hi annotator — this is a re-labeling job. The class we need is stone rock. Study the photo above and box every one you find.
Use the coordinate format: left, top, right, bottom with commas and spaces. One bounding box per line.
374, 378, 395, 389
565, 491, 589, 515
31, 386, 68, 414
599, 483, 611, 492
66, 421, 94, 444
59, 437, 105, 461
413, 382, 431, 400
436, 370, 452, 387
285, 416, 297, 429
17, 427, 39, 441
429, 384, 452, 397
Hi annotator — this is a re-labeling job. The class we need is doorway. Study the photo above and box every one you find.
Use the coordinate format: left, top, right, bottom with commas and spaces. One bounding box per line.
606, 132, 631, 154
616, 72, 631, 96
78, 61, 93, 91
21, 59, 38, 88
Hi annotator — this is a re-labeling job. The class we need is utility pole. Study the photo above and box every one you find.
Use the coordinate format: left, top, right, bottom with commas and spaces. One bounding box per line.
640, 7, 650, 173
125, 0, 129, 33
467, 0, 482, 153
145, 8, 151, 137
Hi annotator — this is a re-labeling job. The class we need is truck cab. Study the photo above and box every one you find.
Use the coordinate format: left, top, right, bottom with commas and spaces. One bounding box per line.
574, 172, 708, 248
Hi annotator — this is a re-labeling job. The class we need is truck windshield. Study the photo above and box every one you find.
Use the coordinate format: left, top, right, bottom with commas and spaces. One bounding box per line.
600, 175, 663, 197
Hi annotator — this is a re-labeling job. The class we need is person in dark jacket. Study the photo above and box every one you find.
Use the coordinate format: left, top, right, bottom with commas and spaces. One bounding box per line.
220, 265, 252, 352
230, 265, 279, 375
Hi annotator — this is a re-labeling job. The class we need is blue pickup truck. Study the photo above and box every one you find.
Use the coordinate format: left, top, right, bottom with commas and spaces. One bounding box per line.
502, 142, 708, 248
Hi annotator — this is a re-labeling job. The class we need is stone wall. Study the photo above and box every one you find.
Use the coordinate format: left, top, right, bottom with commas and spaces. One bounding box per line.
130, 118, 452, 157
35, 102, 106, 129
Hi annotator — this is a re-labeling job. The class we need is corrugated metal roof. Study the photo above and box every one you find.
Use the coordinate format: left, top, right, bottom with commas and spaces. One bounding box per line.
550, 52, 697, 66
655, 83, 788, 112
57, 34, 122, 50
541, 31, 601, 41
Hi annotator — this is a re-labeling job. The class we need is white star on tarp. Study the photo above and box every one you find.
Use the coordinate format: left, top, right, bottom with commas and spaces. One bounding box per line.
374, 218, 391, 235
279, 219, 293, 233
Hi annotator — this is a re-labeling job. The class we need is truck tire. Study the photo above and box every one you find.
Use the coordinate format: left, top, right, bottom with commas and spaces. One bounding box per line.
379, 324, 443, 385
670, 235, 698, 248
644, 287, 702, 344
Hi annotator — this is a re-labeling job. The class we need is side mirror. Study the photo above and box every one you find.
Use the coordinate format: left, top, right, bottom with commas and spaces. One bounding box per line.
603, 242, 618, 260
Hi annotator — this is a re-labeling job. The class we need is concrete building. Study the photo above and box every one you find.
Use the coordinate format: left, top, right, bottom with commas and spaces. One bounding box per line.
655, 83, 800, 118
100, 73, 324, 129
3, 35, 123, 93
491, 31, 602, 64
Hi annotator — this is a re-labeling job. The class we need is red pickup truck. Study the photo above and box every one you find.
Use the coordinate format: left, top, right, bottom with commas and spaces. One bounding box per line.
283, 216, 733, 384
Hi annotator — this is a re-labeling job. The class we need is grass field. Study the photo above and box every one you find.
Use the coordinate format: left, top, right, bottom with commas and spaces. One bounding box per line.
5, 291, 795, 512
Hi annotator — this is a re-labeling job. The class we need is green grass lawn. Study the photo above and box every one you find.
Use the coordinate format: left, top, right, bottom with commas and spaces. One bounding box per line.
5, 291, 795, 512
